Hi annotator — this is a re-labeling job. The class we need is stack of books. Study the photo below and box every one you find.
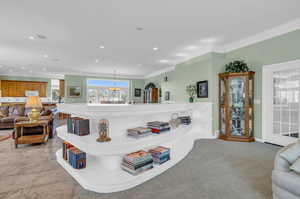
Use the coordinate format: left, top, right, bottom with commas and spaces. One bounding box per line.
68, 147, 86, 169
178, 116, 192, 125
149, 146, 171, 164
67, 117, 90, 136
62, 141, 74, 160
127, 127, 152, 138
122, 150, 153, 175
147, 121, 170, 134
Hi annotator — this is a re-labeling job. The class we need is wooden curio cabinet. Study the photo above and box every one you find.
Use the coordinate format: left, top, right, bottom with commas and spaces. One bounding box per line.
219, 71, 255, 142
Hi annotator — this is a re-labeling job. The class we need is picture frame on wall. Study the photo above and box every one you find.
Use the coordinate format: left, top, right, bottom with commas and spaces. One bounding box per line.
165, 91, 170, 101
134, 88, 142, 97
197, 80, 208, 98
68, 86, 81, 97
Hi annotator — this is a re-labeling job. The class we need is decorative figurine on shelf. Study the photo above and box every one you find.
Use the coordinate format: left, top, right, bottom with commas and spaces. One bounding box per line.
97, 119, 111, 142
169, 113, 181, 129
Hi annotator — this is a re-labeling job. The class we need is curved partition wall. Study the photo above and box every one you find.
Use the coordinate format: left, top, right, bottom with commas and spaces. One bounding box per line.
56, 102, 213, 193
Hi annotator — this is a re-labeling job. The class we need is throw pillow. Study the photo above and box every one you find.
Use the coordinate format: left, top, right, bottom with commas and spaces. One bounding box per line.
0, 106, 9, 116
290, 157, 300, 174
280, 141, 300, 164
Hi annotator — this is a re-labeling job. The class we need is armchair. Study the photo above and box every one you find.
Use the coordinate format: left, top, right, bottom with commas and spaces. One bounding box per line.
272, 142, 300, 199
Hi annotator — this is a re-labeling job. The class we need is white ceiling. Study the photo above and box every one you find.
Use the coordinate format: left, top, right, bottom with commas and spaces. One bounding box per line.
0, 0, 300, 79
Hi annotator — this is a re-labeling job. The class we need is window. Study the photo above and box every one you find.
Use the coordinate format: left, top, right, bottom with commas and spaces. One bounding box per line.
87, 79, 129, 104
51, 79, 60, 102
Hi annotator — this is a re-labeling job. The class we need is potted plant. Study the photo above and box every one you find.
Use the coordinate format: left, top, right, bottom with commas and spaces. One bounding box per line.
186, 84, 196, 103
225, 60, 249, 73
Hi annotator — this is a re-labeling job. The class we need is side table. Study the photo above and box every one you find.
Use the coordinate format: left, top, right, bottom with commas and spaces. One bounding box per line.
14, 120, 49, 148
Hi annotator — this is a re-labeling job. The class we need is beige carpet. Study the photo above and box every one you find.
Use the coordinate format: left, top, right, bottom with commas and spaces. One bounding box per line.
0, 129, 281, 199
0, 129, 12, 142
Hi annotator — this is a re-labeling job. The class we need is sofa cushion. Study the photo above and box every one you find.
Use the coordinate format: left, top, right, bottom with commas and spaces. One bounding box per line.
272, 170, 300, 197
280, 141, 300, 164
0, 116, 19, 123
291, 157, 300, 174
8, 105, 25, 116
0, 106, 9, 117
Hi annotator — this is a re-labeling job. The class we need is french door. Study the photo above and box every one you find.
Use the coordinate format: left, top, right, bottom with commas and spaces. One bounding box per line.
263, 60, 300, 146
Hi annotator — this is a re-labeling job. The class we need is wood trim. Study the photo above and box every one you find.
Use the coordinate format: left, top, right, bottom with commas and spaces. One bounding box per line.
59, 80, 65, 97
218, 72, 255, 142
1, 80, 48, 97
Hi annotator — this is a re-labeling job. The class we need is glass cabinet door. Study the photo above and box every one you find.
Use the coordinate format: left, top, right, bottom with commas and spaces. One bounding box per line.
219, 78, 226, 105
229, 77, 246, 136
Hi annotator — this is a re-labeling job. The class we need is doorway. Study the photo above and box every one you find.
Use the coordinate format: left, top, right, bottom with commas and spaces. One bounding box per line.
262, 60, 300, 146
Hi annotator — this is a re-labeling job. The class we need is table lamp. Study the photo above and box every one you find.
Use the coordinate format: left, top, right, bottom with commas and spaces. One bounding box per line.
25, 96, 42, 122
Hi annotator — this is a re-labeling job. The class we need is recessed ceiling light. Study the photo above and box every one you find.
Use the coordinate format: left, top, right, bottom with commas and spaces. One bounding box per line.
185, 45, 198, 50
137, 64, 142, 67
99, 45, 105, 49
28, 36, 35, 40
29, 70, 33, 73
21, 66, 25, 70
201, 37, 218, 43
43, 67, 47, 71
153, 47, 158, 51
9, 69, 13, 72
43, 54, 49, 58
176, 53, 188, 57
159, 59, 169, 63
0, 65, 3, 68
95, 59, 99, 63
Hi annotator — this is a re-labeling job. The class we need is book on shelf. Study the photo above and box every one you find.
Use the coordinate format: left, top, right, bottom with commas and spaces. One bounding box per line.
122, 150, 154, 175
149, 146, 171, 164
121, 163, 153, 175
151, 127, 171, 134
147, 121, 169, 127
67, 117, 90, 136
127, 127, 152, 138
62, 141, 74, 160
147, 121, 170, 134
68, 147, 87, 169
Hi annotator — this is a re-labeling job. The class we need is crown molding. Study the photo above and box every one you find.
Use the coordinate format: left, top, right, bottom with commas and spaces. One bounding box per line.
223, 18, 300, 52
65, 71, 145, 80
145, 66, 176, 78
0, 72, 65, 79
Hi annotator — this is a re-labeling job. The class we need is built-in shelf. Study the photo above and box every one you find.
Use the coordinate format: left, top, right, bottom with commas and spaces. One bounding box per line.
56, 102, 213, 193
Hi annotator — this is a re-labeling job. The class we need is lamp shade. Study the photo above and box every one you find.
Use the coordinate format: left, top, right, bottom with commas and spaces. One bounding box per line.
25, 96, 42, 108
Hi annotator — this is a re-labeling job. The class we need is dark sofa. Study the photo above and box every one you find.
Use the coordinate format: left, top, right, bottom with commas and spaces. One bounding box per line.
0, 104, 56, 138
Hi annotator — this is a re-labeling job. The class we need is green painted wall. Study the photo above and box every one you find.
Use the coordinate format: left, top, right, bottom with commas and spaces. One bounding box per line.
146, 29, 300, 138
0, 76, 52, 97
225, 29, 300, 139
145, 53, 225, 134
64, 75, 145, 103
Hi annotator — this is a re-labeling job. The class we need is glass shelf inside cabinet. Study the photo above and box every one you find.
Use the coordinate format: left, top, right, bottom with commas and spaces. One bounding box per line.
248, 107, 253, 137
229, 77, 246, 136
249, 77, 254, 105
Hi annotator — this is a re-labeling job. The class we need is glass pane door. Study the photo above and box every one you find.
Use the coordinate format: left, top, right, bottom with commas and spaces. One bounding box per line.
229, 77, 246, 136
273, 70, 299, 139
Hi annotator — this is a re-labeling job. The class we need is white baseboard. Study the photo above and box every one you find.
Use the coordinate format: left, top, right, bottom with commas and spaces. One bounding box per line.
255, 137, 265, 143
